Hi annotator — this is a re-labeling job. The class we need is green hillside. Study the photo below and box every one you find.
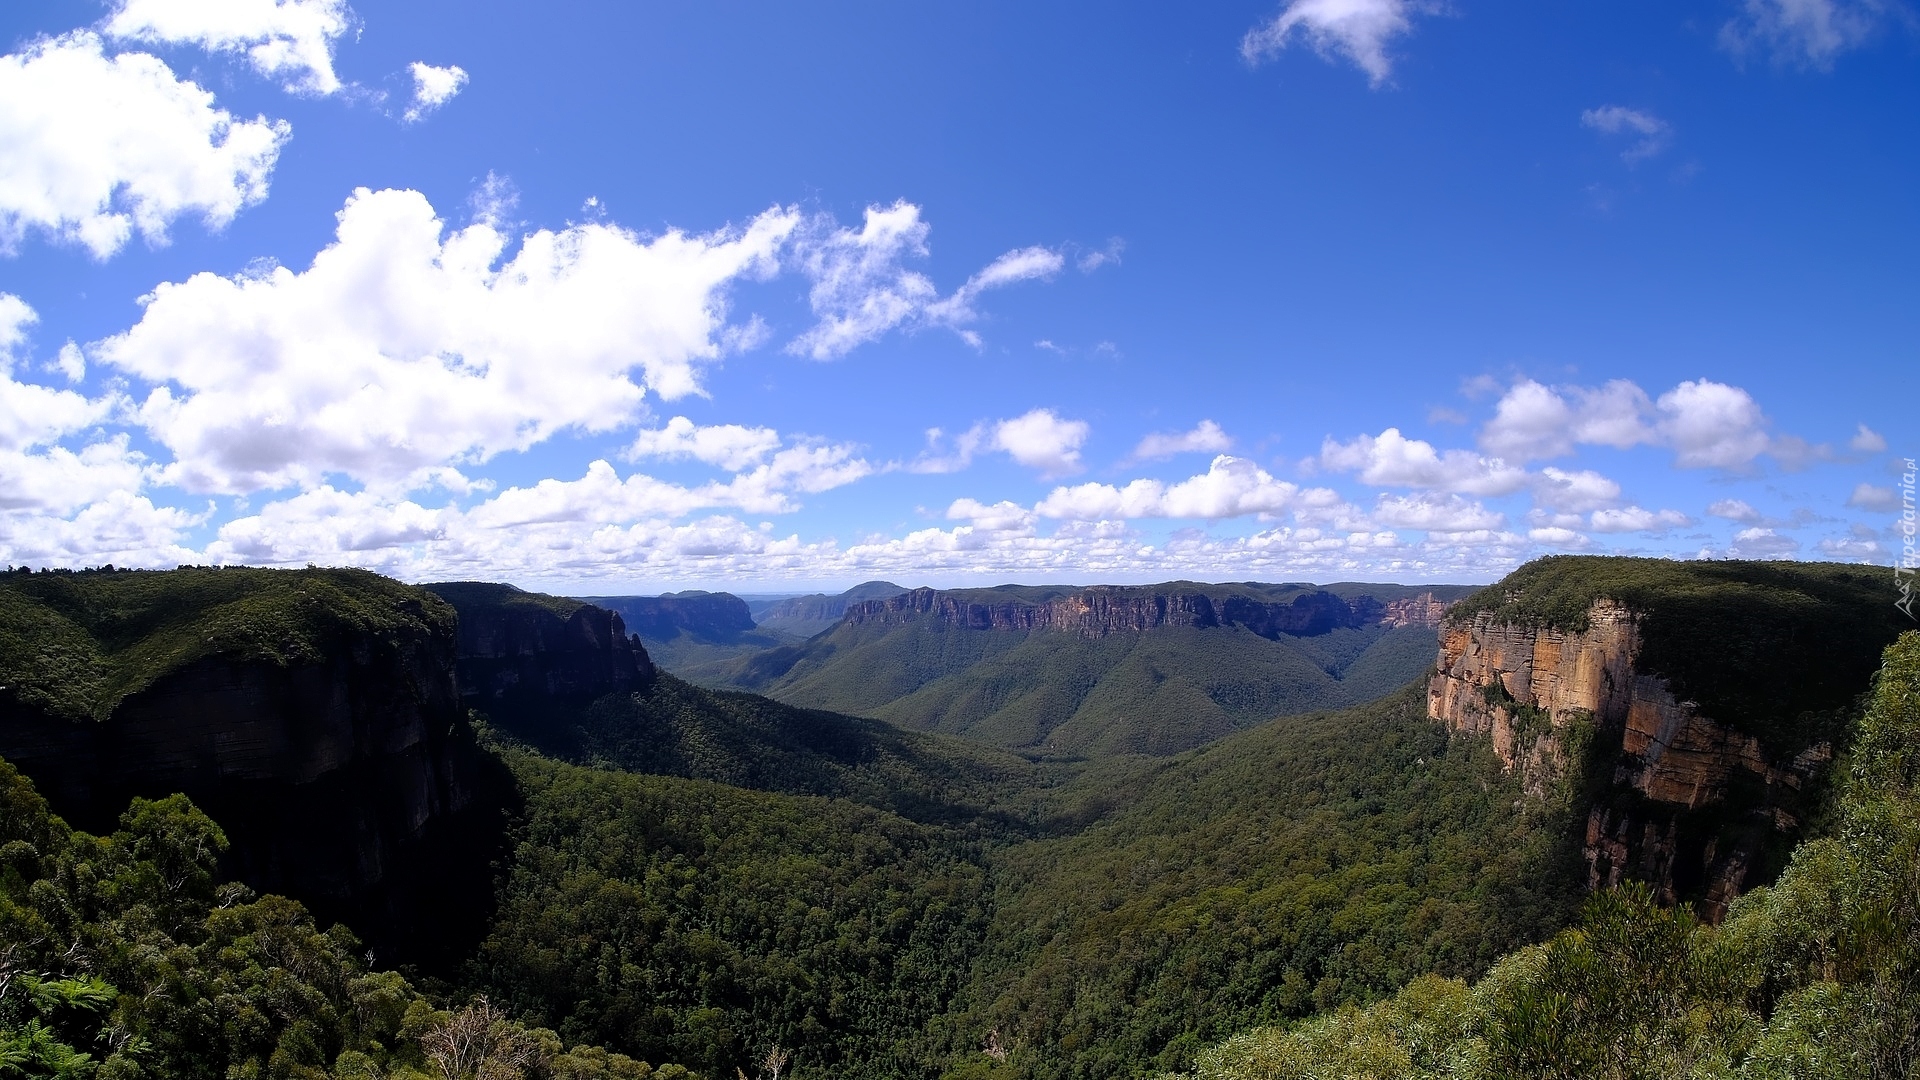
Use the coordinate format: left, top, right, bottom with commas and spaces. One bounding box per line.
1178, 630, 1920, 1080
470, 750, 995, 1080
0, 565, 454, 722
692, 580, 1472, 756
942, 684, 1585, 1080
510, 670, 1040, 829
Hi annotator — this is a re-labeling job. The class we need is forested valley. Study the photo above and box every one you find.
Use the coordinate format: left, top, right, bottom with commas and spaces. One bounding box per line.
2, 558, 1914, 1078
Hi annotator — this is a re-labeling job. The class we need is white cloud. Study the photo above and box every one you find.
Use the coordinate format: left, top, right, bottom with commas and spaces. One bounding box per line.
1478, 379, 1657, 461
1851, 423, 1888, 453
1130, 420, 1232, 462
627, 416, 782, 471
1817, 535, 1884, 559
1707, 498, 1763, 523
1847, 483, 1897, 511
1657, 379, 1771, 469
786, 202, 1061, 359
1372, 492, 1503, 531
991, 408, 1089, 477
0, 33, 288, 259
1729, 526, 1800, 558
97, 187, 798, 494
0, 294, 35, 359
1320, 427, 1529, 496
1581, 106, 1671, 163
1533, 467, 1623, 513
1720, 0, 1896, 69
104, 0, 354, 95
1241, 0, 1428, 86
925, 245, 1064, 342
404, 62, 467, 123
1528, 526, 1592, 549
1589, 506, 1694, 533
0, 491, 200, 568
1034, 455, 1313, 521
946, 498, 1039, 533
1078, 238, 1124, 273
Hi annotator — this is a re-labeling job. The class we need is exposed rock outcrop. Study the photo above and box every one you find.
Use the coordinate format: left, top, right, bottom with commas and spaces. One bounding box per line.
846, 586, 1453, 639
585, 591, 756, 643
1429, 600, 1831, 918
0, 573, 500, 964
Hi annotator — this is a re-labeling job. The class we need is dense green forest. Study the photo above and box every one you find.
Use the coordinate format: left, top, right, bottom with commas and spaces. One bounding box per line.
696, 615, 1449, 757
4, 560, 1914, 1079
0, 758, 685, 1079
1179, 630, 1920, 1079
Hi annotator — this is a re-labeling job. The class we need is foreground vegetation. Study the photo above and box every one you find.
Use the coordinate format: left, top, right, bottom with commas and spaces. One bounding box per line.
1179, 630, 1920, 1080
0, 759, 685, 1079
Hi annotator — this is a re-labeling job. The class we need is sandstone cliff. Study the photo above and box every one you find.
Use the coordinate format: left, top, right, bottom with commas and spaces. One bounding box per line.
1430, 598, 1833, 917
846, 585, 1454, 639
0, 568, 504, 964
585, 591, 756, 643
422, 582, 654, 753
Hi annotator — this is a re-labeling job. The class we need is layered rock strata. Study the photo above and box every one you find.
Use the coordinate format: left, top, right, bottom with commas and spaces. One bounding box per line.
847, 587, 1451, 639
1429, 600, 1830, 917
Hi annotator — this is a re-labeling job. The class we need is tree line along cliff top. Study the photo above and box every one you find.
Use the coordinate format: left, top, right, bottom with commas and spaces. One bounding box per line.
0, 566, 457, 724
1445, 555, 1912, 751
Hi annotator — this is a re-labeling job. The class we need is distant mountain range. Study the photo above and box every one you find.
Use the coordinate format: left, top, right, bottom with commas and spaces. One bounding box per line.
681, 580, 1475, 756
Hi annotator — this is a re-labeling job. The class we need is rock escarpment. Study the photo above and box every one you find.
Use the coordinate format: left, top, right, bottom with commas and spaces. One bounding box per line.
585, 590, 756, 644
847, 585, 1453, 639
422, 582, 653, 749
1428, 555, 1908, 918
0, 568, 502, 963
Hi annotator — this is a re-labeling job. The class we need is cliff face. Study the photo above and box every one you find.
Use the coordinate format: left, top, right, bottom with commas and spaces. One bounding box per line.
1429, 600, 1830, 917
846, 586, 1451, 639
0, 576, 498, 963
422, 583, 654, 753
448, 598, 653, 704
585, 592, 756, 643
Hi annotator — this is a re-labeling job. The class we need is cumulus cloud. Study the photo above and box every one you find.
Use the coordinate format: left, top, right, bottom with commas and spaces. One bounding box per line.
1658, 379, 1771, 468
628, 416, 783, 472
912, 408, 1089, 477
1320, 427, 1529, 496
1848, 483, 1898, 511
404, 62, 468, 123
104, 0, 354, 95
1851, 423, 1888, 453
97, 187, 798, 493
1241, 0, 1430, 86
1533, 467, 1623, 513
1729, 526, 1800, 558
1372, 492, 1504, 532
1720, 0, 1898, 69
0, 491, 200, 568
1528, 526, 1592, 549
1581, 105, 1672, 163
0, 294, 140, 515
1130, 420, 1232, 462
990, 409, 1089, 477
0, 33, 288, 259
1478, 379, 1657, 461
1589, 506, 1694, 533
786, 202, 1061, 359
1034, 455, 1315, 521
1477, 377, 1772, 471
1707, 498, 1763, 523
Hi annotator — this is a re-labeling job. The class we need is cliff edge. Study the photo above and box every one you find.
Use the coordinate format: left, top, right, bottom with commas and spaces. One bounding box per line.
1429, 556, 1908, 917
0, 566, 504, 963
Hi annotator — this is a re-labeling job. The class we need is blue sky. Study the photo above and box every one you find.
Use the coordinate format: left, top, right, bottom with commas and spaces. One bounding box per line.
0, 0, 1912, 592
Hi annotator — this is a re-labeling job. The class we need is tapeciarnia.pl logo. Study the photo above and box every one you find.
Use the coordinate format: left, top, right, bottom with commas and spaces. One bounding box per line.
1898, 457, 1916, 620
